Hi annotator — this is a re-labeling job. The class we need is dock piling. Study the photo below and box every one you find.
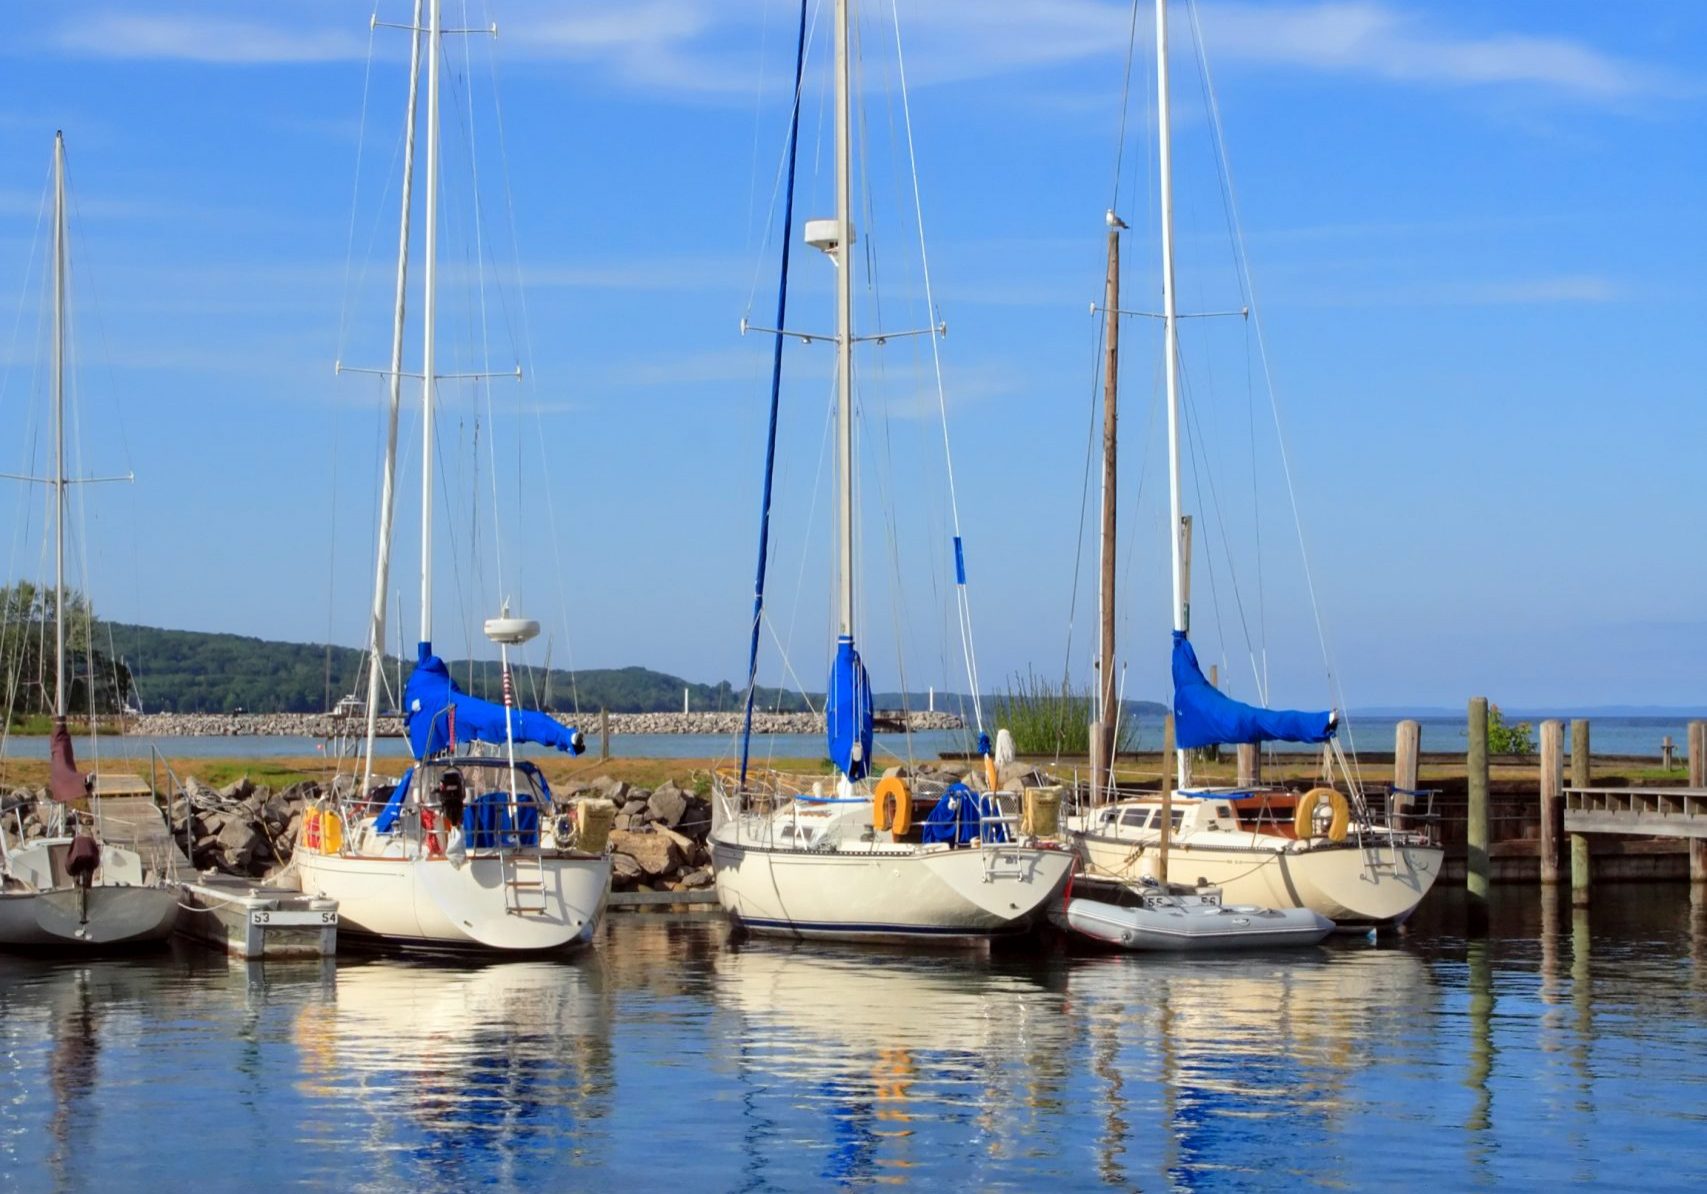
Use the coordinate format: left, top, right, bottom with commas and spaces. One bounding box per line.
1570, 718, 1591, 906
1236, 743, 1259, 788
1690, 721, 1707, 883
1467, 696, 1489, 935
1162, 713, 1176, 793
1394, 719, 1419, 831
1539, 720, 1564, 885
599, 707, 610, 762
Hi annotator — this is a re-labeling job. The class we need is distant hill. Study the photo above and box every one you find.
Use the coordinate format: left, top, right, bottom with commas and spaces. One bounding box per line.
100, 622, 1175, 718
106, 623, 811, 716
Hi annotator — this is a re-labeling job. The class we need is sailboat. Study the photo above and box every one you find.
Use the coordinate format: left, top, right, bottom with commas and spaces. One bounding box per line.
0, 133, 180, 949
292, 0, 612, 953
1065, 0, 1442, 930
709, 0, 1074, 943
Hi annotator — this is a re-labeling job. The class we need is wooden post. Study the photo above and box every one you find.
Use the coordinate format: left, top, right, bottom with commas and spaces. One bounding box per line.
1393, 719, 1419, 831
1663, 736, 1676, 770
1570, 718, 1590, 906
1690, 721, 1707, 883
599, 707, 610, 762
1159, 712, 1175, 884
1539, 719, 1563, 885
1467, 696, 1490, 935
1236, 743, 1259, 788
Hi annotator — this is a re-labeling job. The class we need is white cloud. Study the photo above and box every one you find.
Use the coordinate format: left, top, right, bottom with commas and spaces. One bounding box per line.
30, 2, 1686, 107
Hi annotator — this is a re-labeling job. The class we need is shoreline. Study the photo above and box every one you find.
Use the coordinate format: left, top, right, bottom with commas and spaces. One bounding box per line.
12, 709, 965, 739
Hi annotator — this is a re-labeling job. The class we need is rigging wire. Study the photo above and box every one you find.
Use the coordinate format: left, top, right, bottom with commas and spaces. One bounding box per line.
887, 0, 983, 736
1184, 0, 1358, 768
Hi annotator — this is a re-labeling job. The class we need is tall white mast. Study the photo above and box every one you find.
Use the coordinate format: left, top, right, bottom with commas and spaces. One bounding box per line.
833, 0, 854, 640
360, 0, 425, 797
1157, 0, 1187, 796
419, 0, 442, 647
52, 131, 67, 721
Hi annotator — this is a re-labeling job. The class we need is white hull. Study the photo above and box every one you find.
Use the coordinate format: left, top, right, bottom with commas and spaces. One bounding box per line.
1075, 829, 1441, 928
0, 885, 180, 949
1054, 894, 1333, 951
712, 833, 1074, 943
295, 849, 608, 953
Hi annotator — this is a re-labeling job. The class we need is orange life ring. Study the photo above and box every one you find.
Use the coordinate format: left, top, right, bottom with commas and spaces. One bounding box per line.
421, 808, 445, 858
873, 776, 911, 836
1294, 787, 1350, 842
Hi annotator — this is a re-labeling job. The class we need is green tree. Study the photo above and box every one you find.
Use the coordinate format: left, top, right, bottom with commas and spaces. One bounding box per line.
0, 582, 133, 716
1487, 704, 1535, 757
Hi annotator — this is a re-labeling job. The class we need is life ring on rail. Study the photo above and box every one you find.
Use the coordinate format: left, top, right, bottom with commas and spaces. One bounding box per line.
1294, 786, 1350, 842
421, 808, 445, 858
873, 777, 911, 837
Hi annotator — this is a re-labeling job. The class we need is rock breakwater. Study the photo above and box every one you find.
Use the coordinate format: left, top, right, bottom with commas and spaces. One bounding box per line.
125, 709, 962, 738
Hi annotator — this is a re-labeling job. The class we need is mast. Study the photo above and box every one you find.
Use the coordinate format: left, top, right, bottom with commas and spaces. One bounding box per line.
834, 0, 854, 641
1092, 217, 1121, 804
419, 0, 442, 648
360, 0, 424, 798
52, 131, 67, 722
1157, 0, 1184, 877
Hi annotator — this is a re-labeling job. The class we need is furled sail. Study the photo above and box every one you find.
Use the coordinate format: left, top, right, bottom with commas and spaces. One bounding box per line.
404, 643, 584, 760
49, 717, 84, 802
825, 634, 873, 781
1171, 631, 1334, 748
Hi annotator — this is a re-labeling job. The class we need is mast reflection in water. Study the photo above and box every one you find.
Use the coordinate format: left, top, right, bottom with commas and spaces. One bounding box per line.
0, 891, 1702, 1187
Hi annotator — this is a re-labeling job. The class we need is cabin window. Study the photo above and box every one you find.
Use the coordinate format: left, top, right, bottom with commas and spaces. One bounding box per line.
1215, 805, 1233, 819
1121, 808, 1152, 829
1169, 809, 1185, 830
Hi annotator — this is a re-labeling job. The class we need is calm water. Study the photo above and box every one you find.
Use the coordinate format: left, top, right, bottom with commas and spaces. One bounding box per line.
2, 887, 1706, 1190
2, 714, 1695, 766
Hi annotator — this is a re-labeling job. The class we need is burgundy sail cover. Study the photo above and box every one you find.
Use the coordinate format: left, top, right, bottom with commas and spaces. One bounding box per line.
49, 717, 84, 803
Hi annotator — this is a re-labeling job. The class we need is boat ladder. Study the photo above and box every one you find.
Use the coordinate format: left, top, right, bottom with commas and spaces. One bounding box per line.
502, 848, 549, 916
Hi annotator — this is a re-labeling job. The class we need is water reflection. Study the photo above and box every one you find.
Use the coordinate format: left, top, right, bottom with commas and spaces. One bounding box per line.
2, 891, 1707, 1188
292, 953, 614, 1183
711, 941, 1070, 1188
1066, 945, 1434, 1190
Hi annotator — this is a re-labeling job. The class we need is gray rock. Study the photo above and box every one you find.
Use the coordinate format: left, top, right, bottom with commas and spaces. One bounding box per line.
214, 818, 260, 873
675, 797, 712, 841
590, 776, 629, 803
620, 798, 649, 816
647, 784, 689, 828
680, 867, 714, 889
610, 853, 643, 881
608, 828, 682, 878
219, 777, 254, 802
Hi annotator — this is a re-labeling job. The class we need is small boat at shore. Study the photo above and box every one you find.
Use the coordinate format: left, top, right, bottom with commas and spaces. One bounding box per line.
0, 133, 179, 951
1053, 875, 1333, 952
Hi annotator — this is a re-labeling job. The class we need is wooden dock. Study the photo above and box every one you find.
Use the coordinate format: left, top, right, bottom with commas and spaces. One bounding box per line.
1565, 786, 1707, 839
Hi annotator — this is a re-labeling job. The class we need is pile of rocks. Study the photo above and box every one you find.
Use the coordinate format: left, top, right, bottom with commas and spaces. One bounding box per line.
168, 775, 320, 877
557, 775, 715, 893
124, 708, 964, 738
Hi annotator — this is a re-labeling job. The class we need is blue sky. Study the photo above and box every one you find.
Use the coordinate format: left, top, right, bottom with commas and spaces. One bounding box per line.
0, 1, 1701, 711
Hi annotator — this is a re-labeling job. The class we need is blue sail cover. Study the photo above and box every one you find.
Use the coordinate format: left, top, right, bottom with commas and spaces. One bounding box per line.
404, 642, 584, 760
825, 634, 873, 781
1171, 631, 1335, 749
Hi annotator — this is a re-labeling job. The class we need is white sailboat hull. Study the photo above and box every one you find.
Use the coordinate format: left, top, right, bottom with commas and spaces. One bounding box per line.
711, 832, 1074, 944
295, 849, 608, 953
1075, 830, 1441, 928
0, 885, 180, 949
